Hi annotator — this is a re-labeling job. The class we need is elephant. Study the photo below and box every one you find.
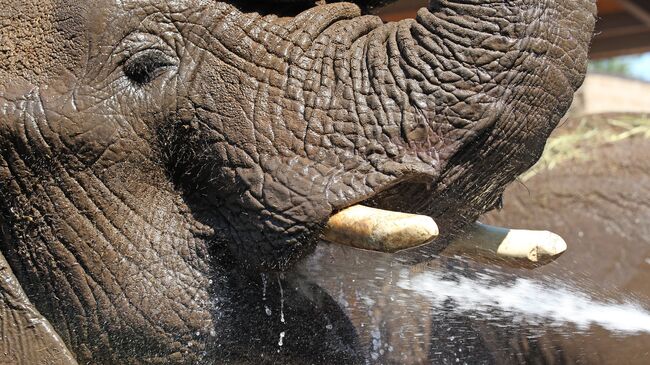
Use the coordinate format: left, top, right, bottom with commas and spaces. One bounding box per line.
0, 0, 596, 363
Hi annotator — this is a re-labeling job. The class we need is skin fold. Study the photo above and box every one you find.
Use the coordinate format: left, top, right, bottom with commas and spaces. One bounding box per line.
0, 0, 595, 363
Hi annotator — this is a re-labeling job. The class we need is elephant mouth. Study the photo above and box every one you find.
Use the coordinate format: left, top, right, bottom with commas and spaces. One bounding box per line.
320, 176, 441, 253
321, 204, 440, 253
319, 179, 568, 268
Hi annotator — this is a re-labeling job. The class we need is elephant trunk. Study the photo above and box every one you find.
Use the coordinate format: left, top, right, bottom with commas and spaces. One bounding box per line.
316, 0, 596, 237
334, 0, 595, 166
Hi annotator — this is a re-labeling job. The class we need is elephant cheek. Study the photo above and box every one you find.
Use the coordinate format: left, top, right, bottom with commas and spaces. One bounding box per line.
219, 159, 333, 271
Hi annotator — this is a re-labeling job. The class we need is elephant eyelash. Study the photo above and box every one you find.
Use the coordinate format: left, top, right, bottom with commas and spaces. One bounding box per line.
123, 49, 174, 85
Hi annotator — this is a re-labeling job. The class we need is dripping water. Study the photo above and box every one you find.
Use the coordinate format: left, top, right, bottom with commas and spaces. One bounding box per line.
278, 273, 285, 324
262, 273, 272, 316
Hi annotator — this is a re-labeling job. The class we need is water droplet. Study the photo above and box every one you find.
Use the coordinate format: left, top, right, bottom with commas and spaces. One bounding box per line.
261, 273, 268, 301
278, 274, 285, 323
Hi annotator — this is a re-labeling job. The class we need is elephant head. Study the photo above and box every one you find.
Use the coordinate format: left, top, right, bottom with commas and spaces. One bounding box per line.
0, 0, 596, 363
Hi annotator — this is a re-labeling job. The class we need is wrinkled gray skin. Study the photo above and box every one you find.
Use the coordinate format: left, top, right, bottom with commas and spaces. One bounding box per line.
0, 0, 595, 363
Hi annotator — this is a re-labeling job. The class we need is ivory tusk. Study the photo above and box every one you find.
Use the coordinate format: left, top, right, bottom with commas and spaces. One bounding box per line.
442, 222, 567, 267
321, 205, 439, 253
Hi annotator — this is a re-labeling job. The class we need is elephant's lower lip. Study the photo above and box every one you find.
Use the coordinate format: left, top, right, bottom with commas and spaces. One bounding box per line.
320, 205, 439, 253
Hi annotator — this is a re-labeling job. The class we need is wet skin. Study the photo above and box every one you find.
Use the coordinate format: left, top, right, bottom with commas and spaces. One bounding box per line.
0, 0, 595, 363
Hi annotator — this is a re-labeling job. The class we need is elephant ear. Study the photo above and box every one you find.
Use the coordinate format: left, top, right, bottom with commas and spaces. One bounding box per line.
0, 253, 78, 365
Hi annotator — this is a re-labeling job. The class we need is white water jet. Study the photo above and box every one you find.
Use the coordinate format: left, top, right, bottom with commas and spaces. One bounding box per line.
399, 271, 650, 335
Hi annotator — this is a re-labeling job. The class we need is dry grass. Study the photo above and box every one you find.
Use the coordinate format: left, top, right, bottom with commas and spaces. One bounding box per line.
521, 114, 650, 181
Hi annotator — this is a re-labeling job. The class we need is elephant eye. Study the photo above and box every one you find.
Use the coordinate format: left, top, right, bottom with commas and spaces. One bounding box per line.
123, 49, 174, 85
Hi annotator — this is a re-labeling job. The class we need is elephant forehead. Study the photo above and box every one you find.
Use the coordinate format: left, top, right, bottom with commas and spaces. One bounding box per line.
0, 0, 86, 83
0, 0, 57, 79
0, 0, 208, 83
